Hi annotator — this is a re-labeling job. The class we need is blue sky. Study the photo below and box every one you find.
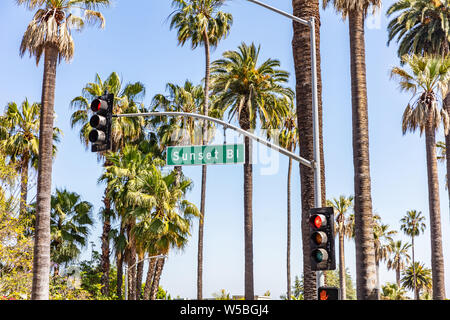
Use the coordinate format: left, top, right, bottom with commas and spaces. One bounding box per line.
1, 0, 449, 299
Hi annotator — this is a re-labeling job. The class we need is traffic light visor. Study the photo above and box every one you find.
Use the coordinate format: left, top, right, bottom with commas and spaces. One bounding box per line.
89, 129, 106, 144
311, 231, 327, 246
90, 114, 107, 129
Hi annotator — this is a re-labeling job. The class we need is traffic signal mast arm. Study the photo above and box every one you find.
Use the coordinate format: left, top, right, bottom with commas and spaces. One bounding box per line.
113, 111, 314, 168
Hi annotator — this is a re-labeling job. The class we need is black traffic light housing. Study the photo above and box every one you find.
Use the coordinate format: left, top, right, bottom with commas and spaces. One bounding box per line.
309, 207, 336, 271
318, 286, 340, 300
89, 93, 113, 153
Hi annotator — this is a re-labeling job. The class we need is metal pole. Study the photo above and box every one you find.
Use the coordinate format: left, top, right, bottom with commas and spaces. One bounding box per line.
309, 17, 324, 289
114, 112, 313, 168
246, 0, 310, 26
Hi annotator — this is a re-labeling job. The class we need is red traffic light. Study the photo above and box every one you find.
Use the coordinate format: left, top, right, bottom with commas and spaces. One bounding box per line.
90, 98, 108, 113
309, 214, 327, 229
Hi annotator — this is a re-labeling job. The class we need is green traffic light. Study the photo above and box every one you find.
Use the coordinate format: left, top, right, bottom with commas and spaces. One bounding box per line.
312, 249, 328, 263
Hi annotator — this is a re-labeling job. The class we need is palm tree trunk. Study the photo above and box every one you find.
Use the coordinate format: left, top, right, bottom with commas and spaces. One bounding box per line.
396, 267, 400, 288
292, 0, 325, 300
116, 253, 123, 299
339, 229, 346, 300
136, 253, 145, 300
424, 125, 446, 300
348, 9, 378, 300
197, 29, 211, 301
126, 223, 137, 300
31, 44, 58, 300
198, 165, 207, 300
240, 110, 254, 300
143, 257, 157, 300
20, 154, 29, 217
286, 158, 292, 300
100, 193, 111, 297
411, 235, 417, 300
150, 258, 166, 300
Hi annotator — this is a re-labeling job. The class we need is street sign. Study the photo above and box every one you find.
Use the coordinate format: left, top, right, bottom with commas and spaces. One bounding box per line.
166, 144, 245, 166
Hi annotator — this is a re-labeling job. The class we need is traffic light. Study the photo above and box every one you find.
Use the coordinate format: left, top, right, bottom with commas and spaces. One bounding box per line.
89, 93, 113, 152
318, 287, 340, 300
309, 207, 336, 271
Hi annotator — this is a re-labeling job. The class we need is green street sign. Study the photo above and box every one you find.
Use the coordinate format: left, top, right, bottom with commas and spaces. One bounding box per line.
166, 144, 245, 166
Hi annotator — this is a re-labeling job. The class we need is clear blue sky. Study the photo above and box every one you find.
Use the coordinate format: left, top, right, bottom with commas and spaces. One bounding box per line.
1, 0, 449, 299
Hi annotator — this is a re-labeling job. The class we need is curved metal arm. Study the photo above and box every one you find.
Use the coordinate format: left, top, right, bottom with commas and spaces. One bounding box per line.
113, 111, 313, 168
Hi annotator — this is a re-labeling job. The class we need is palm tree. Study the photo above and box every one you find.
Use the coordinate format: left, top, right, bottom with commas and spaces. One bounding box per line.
0, 100, 61, 217
387, 240, 411, 287
400, 209, 426, 299
71, 71, 146, 296
381, 282, 409, 300
269, 102, 298, 300
48, 188, 93, 275
401, 262, 432, 299
387, 5, 450, 289
169, 0, 232, 299
151, 81, 210, 147
17, 0, 110, 299
326, 195, 354, 300
280, 105, 297, 301
323, 0, 381, 300
291, 0, 325, 300
392, 54, 450, 299
372, 216, 397, 291
130, 166, 200, 300
211, 43, 293, 299
101, 145, 153, 300
387, 0, 449, 58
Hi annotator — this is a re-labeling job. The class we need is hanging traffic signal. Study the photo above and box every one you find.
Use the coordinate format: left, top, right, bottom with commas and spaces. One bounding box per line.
318, 287, 340, 300
89, 93, 113, 152
309, 207, 336, 271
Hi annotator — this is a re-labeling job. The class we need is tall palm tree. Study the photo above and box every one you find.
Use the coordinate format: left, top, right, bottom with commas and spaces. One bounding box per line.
372, 216, 397, 291
271, 102, 298, 300
291, 0, 325, 300
323, 0, 381, 300
169, 0, 232, 299
211, 42, 293, 299
17, 0, 110, 299
392, 54, 450, 299
400, 209, 426, 299
387, 5, 450, 282
401, 261, 432, 299
326, 195, 354, 300
48, 188, 93, 275
387, 240, 411, 287
71, 71, 146, 296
